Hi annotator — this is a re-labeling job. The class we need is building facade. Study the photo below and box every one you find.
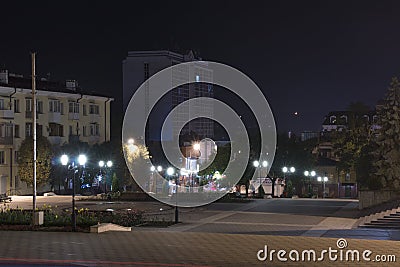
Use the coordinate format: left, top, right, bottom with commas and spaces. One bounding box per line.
0, 70, 112, 195
122, 50, 214, 141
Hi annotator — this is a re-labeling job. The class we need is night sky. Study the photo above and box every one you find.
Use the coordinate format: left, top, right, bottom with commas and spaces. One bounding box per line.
1, 1, 400, 135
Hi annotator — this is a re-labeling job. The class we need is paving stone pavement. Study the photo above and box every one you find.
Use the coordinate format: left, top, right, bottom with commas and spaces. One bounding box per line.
0, 231, 400, 266
0, 230, 399, 266
2, 197, 399, 266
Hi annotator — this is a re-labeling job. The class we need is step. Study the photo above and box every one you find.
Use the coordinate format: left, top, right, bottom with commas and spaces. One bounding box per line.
380, 217, 400, 221
90, 223, 131, 233
369, 220, 400, 224
360, 224, 400, 229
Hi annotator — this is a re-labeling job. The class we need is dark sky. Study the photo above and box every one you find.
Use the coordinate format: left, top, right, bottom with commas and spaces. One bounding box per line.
1, 1, 400, 135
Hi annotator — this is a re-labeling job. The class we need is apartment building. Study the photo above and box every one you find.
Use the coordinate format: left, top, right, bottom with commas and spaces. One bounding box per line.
123, 50, 214, 141
0, 70, 113, 195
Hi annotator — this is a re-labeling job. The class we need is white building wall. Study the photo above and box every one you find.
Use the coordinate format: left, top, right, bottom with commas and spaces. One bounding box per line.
0, 86, 112, 195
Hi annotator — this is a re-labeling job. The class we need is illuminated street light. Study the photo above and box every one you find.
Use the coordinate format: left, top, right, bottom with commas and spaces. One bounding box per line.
60, 153, 87, 231
254, 160, 268, 197
60, 154, 69, 166
99, 159, 113, 193
167, 167, 175, 176
317, 176, 328, 198
166, 167, 178, 223
193, 143, 201, 151
304, 170, 316, 197
262, 161, 268, 168
150, 166, 156, 193
282, 166, 296, 197
78, 154, 87, 166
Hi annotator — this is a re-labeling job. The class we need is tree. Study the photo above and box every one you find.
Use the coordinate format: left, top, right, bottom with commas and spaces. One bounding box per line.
332, 121, 373, 177
17, 136, 54, 186
373, 77, 400, 189
111, 173, 119, 192
198, 144, 230, 176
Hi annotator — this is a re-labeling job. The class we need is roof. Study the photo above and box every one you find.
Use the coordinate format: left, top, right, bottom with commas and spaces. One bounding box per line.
316, 157, 338, 166
322, 110, 376, 125
0, 74, 113, 99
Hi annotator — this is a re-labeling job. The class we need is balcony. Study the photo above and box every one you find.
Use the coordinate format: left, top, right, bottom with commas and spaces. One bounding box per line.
48, 112, 61, 123
88, 135, 100, 144
68, 113, 79, 120
48, 136, 62, 145
89, 113, 100, 123
0, 110, 14, 119
0, 136, 13, 145
25, 111, 39, 119
68, 134, 80, 143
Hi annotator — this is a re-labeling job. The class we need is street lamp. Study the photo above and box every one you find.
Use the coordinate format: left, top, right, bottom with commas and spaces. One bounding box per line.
282, 166, 295, 197
150, 166, 156, 193
167, 167, 178, 223
282, 166, 295, 179
253, 160, 268, 197
304, 170, 316, 197
99, 160, 113, 193
193, 143, 200, 151
153, 166, 162, 193
317, 176, 328, 198
61, 153, 86, 231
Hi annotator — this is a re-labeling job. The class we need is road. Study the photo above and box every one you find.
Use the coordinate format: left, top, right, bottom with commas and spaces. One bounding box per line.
4, 196, 365, 237
2, 196, 400, 266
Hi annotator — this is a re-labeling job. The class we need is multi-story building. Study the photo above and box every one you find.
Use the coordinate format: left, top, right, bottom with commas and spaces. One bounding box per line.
310, 109, 380, 198
321, 110, 379, 132
0, 69, 113, 195
123, 50, 214, 142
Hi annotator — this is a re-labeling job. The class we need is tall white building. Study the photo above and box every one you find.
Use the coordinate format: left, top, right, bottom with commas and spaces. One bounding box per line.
0, 70, 113, 195
122, 50, 214, 141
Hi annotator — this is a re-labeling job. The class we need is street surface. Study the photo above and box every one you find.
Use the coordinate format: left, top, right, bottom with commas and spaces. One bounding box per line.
1, 196, 400, 266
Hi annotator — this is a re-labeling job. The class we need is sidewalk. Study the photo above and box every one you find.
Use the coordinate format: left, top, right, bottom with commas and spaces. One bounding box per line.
0, 230, 399, 266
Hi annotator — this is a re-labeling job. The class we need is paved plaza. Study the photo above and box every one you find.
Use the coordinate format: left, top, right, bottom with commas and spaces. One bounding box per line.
1, 196, 400, 266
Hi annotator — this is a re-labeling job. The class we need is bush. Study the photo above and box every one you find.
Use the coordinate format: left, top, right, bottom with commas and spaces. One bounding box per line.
0, 209, 31, 225
0, 206, 144, 229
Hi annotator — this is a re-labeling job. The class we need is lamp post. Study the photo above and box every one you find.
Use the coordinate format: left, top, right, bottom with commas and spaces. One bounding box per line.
317, 176, 328, 198
150, 166, 155, 193
282, 166, 295, 197
192, 143, 201, 191
167, 167, 178, 223
304, 170, 316, 197
253, 160, 268, 197
61, 154, 87, 231
99, 160, 112, 193
282, 166, 295, 180
156, 166, 162, 194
